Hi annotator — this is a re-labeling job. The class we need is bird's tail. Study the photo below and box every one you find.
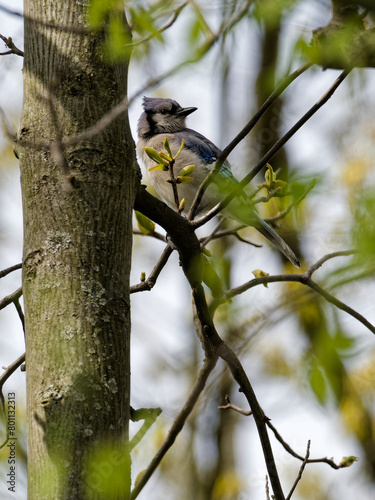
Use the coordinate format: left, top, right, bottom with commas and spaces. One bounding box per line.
254, 214, 300, 268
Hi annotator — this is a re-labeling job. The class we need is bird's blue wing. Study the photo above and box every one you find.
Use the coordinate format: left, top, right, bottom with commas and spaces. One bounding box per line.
175, 129, 239, 191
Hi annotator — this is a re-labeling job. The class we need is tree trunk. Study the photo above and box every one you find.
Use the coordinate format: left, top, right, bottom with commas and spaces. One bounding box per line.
18, 1, 138, 498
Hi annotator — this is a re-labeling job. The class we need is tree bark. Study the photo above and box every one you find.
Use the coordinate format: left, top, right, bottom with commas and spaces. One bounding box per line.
18, 1, 138, 498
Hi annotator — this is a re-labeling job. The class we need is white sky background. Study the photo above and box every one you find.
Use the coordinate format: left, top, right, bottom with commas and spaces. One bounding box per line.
1, 1, 375, 499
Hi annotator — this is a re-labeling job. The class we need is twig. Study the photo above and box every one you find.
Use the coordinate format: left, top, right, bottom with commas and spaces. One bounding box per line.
0, 34, 24, 56
0, 352, 25, 388
286, 441, 310, 500
14, 298, 25, 332
0, 4, 22, 18
130, 244, 173, 293
266, 419, 342, 470
218, 394, 252, 416
132, 229, 166, 243
192, 69, 349, 228
0, 263, 22, 279
129, 1, 190, 46
0, 287, 22, 311
265, 475, 271, 500
211, 250, 375, 334
130, 354, 218, 499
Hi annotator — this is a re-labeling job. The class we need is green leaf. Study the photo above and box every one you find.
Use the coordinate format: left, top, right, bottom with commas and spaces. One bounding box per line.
339, 456, 359, 468
163, 137, 173, 158
265, 164, 276, 185
179, 165, 195, 177
201, 255, 224, 298
178, 198, 185, 212
252, 269, 269, 287
144, 147, 166, 165
308, 362, 327, 404
134, 211, 155, 235
148, 164, 167, 172
174, 139, 185, 159
159, 151, 173, 162
176, 176, 194, 184
103, 16, 132, 62
88, 0, 122, 28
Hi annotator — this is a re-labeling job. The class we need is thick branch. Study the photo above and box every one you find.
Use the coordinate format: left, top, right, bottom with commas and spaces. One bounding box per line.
134, 187, 286, 500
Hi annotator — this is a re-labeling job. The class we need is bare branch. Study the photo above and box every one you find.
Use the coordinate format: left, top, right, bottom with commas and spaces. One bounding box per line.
304, 250, 356, 278
14, 297, 25, 332
0, 352, 25, 388
130, 354, 218, 499
135, 187, 286, 500
0, 34, 24, 56
0, 263, 22, 279
0, 287, 22, 311
210, 250, 375, 334
130, 245, 173, 293
218, 395, 252, 416
132, 229, 166, 243
266, 419, 343, 470
0, 4, 23, 18
286, 441, 310, 500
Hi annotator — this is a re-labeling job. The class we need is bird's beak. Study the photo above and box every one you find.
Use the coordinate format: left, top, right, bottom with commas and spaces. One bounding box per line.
177, 106, 197, 117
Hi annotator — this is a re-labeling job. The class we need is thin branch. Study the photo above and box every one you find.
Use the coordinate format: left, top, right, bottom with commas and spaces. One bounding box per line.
130, 354, 218, 499
14, 298, 25, 332
211, 250, 375, 334
130, 244, 173, 293
265, 475, 270, 500
192, 69, 349, 228
286, 441, 310, 500
132, 229, 166, 243
0, 352, 25, 388
264, 179, 317, 223
304, 250, 356, 278
0, 4, 23, 18
266, 419, 342, 470
218, 394, 252, 416
187, 62, 312, 221
0, 287, 22, 311
129, 1, 190, 46
0, 263, 22, 279
0, 34, 24, 56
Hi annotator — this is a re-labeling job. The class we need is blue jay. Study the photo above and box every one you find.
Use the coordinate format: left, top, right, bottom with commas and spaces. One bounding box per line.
137, 96, 300, 267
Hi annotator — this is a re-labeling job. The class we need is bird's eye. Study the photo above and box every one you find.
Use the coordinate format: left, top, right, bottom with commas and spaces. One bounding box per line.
160, 109, 167, 115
